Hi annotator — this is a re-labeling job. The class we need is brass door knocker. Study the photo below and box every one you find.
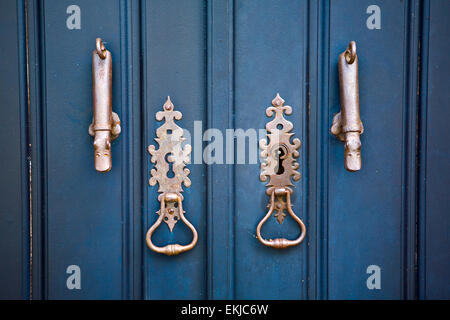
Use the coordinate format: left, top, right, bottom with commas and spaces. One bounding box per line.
331, 41, 364, 171
146, 97, 197, 256
257, 94, 306, 249
89, 38, 121, 172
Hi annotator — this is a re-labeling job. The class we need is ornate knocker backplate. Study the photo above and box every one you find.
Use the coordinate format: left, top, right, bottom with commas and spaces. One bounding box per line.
257, 94, 306, 249
146, 97, 198, 256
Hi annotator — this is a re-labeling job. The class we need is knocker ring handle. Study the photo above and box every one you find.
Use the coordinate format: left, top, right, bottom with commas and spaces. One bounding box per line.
256, 188, 306, 249
146, 193, 198, 256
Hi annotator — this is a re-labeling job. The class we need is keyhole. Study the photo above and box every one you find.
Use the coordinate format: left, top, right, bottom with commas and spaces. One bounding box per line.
165, 153, 175, 178
276, 147, 286, 175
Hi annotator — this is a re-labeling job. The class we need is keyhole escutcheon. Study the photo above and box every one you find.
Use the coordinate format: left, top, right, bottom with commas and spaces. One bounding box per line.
275, 145, 288, 175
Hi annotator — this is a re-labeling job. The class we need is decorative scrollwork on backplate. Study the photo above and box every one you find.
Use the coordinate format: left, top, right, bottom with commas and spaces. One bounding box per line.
257, 94, 306, 249
259, 94, 301, 223
146, 97, 197, 256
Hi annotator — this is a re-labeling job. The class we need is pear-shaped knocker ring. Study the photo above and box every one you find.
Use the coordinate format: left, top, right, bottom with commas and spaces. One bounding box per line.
257, 94, 306, 249
146, 97, 198, 256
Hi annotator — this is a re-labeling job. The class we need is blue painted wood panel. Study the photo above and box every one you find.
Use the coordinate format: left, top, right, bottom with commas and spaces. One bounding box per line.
420, 0, 450, 300
206, 0, 236, 300
234, 0, 307, 299
328, 0, 414, 299
0, 0, 29, 300
143, 0, 207, 299
27, 0, 141, 299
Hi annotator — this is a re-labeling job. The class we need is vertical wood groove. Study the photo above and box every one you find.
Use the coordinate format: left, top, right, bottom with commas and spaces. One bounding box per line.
302, 0, 310, 300
18, 0, 31, 300
206, 0, 235, 300
140, 0, 149, 300
28, 0, 47, 300
119, 0, 130, 300
417, 0, 430, 300
120, 0, 143, 299
400, 0, 421, 300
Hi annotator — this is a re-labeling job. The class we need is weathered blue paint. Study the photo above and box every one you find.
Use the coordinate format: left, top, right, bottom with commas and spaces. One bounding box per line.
328, 0, 417, 299
419, 0, 450, 299
143, 0, 207, 300
234, 0, 308, 299
27, 0, 141, 299
0, 0, 447, 300
206, 0, 236, 300
0, 0, 29, 300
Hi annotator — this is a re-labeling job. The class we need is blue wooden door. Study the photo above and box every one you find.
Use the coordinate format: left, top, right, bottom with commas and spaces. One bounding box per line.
325, 0, 449, 299
26, 0, 141, 299
327, 0, 418, 299
1, 0, 449, 300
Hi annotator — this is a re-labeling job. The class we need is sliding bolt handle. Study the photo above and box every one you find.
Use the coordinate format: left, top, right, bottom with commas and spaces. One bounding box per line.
331, 41, 364, 172
89, 38, 121, 172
